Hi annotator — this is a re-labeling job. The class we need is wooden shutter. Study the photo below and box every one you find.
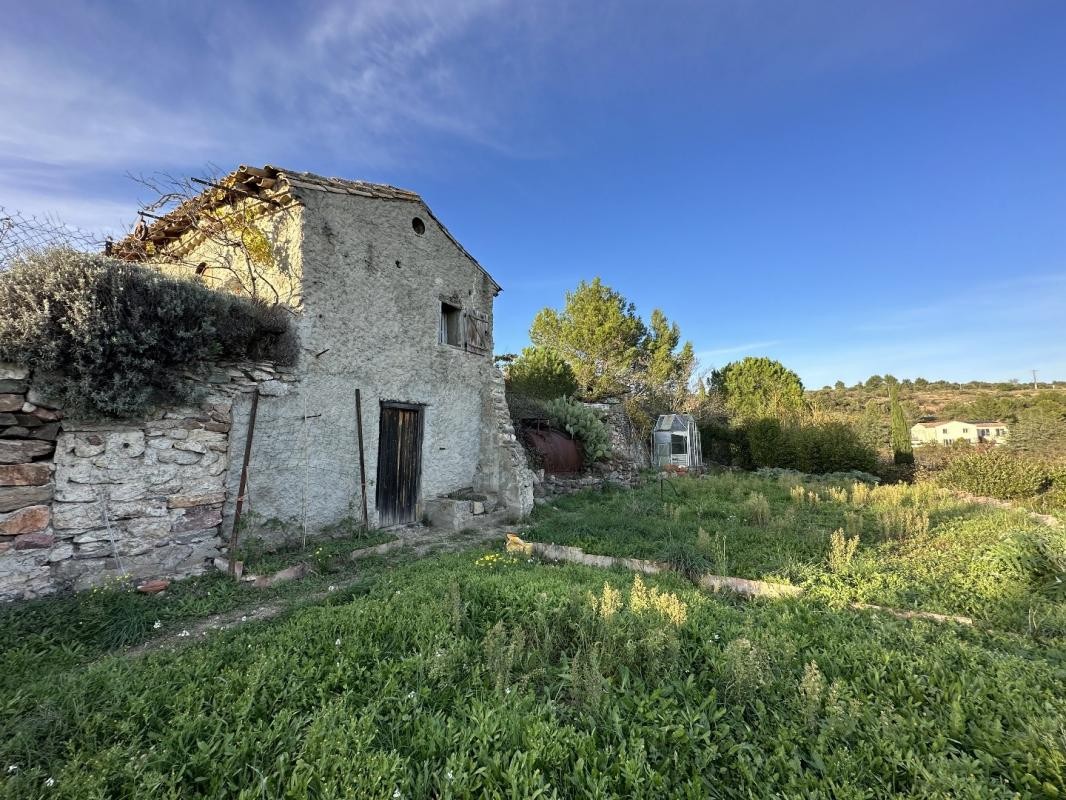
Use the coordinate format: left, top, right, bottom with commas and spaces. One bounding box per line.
463, 309, 491, 355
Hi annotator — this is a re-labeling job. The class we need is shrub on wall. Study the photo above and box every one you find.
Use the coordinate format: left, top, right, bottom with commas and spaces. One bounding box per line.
0, 248, 296, 417
545, 396, 611, 465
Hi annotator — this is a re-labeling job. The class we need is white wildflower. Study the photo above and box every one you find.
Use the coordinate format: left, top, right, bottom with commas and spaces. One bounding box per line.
393, 789, 402, 799
45, 777, 56, 788
335, 638, 342, 647
178, 630, 190, 638
446, 770, 454, 781
241, 616, 248, 623
7, 765, 18, 774
505, 687, 512, 695
153, 620, 162, 630
328, 585, 336, 592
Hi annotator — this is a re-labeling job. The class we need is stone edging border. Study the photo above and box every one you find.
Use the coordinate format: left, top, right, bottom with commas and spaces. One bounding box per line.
504, 534, 973, 626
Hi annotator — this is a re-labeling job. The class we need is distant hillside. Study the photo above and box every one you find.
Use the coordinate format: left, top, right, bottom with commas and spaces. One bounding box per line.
806, 380, 1066, 453
810, 380, 1066, 423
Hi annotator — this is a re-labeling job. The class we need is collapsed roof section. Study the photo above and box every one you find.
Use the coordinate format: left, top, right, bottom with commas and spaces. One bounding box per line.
112, 164, 500, 292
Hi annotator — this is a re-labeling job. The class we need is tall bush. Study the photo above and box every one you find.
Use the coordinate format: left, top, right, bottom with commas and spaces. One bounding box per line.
936, 450, 1053, 500
544, 396, 611, 465
0, 249, 296, 417
889, 383, 914, 465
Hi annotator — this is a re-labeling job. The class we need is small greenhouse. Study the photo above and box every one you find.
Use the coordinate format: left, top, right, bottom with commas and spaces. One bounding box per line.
651, 413, 703, 470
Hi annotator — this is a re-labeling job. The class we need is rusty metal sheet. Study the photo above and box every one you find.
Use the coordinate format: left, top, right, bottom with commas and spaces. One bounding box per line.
525, 428, 583, 475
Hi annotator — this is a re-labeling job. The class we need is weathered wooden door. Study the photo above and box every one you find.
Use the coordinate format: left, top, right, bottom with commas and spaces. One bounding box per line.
375, 403, 424, 527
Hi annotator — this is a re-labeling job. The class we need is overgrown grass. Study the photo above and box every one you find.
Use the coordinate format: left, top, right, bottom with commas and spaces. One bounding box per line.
0, 531, 394, 695
527, 472, 1066, 634
0, 553, 1063, 798
1, 476, 1064, 797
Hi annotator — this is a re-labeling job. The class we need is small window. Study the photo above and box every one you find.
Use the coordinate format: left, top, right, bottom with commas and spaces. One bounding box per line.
962, 427, 968, 433
670, 434, 687, 455
942, 428, 948, 434
440, 302, 462, 347
412, 217, 426, 235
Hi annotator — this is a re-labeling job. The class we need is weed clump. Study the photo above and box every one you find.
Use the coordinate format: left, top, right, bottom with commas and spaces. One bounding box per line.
826, 529, 859, 573
743, 492, 771, 526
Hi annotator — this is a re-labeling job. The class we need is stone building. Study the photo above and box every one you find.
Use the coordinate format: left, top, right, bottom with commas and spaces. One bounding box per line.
0, 165, 533, 600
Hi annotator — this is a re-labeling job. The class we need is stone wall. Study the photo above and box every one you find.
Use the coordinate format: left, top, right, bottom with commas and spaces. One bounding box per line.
0, 361, 291, 601
581, 399, 650, 470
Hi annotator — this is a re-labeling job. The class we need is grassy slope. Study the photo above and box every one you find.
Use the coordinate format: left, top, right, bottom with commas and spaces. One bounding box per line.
526, 473, 1066, 634
1, 553, 1064, 798
0, 476, 1063, 798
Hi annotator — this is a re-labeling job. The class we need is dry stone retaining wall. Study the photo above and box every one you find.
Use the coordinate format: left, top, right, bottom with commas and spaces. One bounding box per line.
0, 361, 292, 601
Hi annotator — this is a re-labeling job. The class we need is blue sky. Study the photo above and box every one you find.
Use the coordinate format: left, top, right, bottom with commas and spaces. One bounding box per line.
2, 1, 1064, 388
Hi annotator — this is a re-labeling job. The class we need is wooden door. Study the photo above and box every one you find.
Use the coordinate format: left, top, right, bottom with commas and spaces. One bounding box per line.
376, 403, 424, 527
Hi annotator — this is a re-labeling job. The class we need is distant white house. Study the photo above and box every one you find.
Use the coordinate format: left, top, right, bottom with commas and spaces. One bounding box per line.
910, 420, 1008, 446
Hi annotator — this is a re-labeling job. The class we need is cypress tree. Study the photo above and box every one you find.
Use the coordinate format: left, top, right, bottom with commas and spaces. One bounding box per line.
889, 383, 914, 465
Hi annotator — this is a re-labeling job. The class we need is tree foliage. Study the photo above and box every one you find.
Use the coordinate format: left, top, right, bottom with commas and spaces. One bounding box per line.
506, 347, 578, 401
528, 278, 694, 404
644, 309, 695, 404
1007, 408, 1066, 461
530, 278, 646, 400
716, 357, 806, 422
0, 249, 295, 417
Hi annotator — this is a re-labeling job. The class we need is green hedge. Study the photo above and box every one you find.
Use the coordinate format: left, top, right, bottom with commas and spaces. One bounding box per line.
936, 449, 1057, 500
0, 249, 296, 417
702, 418, 877, 475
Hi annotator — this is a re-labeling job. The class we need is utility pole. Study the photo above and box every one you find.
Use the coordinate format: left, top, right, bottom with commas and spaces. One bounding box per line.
1031, 369, 1038, 390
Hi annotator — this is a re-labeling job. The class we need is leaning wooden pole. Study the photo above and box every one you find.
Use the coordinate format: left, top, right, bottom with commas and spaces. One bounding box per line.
228, 387, 260, 576
355, 388, 370, 531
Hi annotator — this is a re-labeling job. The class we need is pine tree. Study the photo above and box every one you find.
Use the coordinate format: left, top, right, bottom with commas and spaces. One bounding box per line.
889, 383, 914, 465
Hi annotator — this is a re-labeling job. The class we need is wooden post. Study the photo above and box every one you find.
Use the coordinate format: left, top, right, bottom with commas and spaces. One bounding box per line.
355, 388, 369, 531
228, 387, 260, 576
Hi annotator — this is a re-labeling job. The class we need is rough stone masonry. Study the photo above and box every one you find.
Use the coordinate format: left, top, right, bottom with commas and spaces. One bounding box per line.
0, 360, 291, 601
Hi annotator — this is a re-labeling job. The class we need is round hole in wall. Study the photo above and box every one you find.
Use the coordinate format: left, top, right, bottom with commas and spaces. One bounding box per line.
411, 217, 426, 235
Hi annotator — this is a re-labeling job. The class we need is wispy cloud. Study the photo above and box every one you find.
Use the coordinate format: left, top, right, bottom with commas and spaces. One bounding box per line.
853, 272, 1066, 334
0, 58, 219, 170
695, 340, 783, 363
0, 0, 1020, 230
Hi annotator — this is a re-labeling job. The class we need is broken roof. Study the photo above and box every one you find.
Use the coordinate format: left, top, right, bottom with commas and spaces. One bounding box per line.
655, 413, 696, 432
112, 164, 500, 291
